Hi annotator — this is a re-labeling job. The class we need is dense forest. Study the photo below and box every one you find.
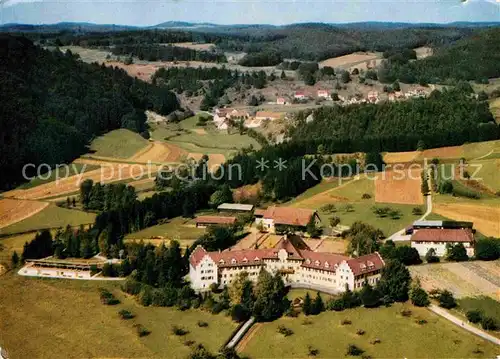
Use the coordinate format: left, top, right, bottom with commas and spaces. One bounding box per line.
111, 44, 227, 62
378, 27, 500, 84
287, 88, 498, 153
152, 67, 268, 109
0, 35, 179, 190
213, 24, 475, 62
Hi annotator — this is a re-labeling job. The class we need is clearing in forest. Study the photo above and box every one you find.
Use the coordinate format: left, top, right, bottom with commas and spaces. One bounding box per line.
319, 52, 380, 69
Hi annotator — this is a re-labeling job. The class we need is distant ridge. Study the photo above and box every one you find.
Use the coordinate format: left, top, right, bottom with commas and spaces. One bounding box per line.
0, 20, 498, 33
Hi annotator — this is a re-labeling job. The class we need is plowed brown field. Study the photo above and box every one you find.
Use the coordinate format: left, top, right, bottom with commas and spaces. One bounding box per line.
0, 199, 49, 228
129, 141, 185, 163
433, 203, 500, 237
374, 169, 423, 205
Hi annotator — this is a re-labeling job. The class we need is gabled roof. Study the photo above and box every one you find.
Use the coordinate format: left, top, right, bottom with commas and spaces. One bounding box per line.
411, 228, 474, 243
345, 252, 385, 276
262, 206, 317, 226
301, 250, 349, 273
189, 245, 208, 267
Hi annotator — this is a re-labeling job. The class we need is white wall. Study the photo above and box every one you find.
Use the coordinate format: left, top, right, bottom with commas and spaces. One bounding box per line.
411, 241, 474, 257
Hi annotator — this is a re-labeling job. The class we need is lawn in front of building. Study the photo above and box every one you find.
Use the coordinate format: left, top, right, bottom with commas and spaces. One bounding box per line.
241, 302, 498, 358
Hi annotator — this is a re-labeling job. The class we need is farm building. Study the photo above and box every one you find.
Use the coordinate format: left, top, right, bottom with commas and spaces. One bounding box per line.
276, 97, 287, 105
317, 90, 329, 99
255, 111, 283, 121
254, 206, 320, 234
410, 228, 475, 257
195, 215, 237, 228
18, 258, 107, 279
410, 220, 473, 231
189, 234, 385, 292
217, 203, 254, 213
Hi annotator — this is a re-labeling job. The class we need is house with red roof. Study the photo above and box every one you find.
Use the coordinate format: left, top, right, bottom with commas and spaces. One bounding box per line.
188, 234, 385, 292
410, 228, 475, 257
255, 206, 321, 234
294, 91, 306, 100
195, 215, 237, 228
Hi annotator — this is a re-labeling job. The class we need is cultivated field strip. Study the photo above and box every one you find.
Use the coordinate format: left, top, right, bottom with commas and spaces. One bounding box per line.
0, 199, 50, 229
374, 168, 424, 205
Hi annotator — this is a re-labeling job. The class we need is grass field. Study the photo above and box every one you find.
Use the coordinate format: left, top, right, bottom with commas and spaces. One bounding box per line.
458, 296, 500, 322
89, 129, 149, 159
0, 204, 96, 236
0, 274, 236, 359
125, 217, 205, 247
150, 115, 261, 158
240, 302, 498, 358
287, 177, 424, 236
468, 158, 500, 191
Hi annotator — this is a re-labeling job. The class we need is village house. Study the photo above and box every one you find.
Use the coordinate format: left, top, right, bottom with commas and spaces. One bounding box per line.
367, 91, 379, 103
294, 91, 306, 100
317, 89, 329, 99
276, 97, 287, 105
195, 215, 237, 228
188, 235, 385, 292
254, 206, 321, 234
254, 111, 283, 121
410, 228, 475, 257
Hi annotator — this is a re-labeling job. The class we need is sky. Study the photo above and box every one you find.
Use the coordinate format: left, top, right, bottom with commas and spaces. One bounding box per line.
0, 0, 499, 26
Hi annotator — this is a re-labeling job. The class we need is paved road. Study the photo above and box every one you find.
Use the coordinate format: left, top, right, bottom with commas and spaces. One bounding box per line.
226, 317, 256, 349
429, 304, 500, 346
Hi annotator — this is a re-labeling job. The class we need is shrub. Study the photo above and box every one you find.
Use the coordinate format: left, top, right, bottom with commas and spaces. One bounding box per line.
425, 248, 440, 263
412, 207, 423, 215
438, 290, 457, 309
356, 329, 365, 335
277, 325, 294, 337
134, 324, 150, 337
370, 338, 381, 345
452, 186, 480, 199
302, 319, 313, 325
480, 316, 498, 331
308, 345, 319, 356
401, 309, 412, 317
346, 344, 364, 356
197, 321, 209, 328
361, 193, 371, 199
466, 310, 482, 324
99, 288, 120, 305
410, 287, 430, 307
184, 340, 196, 347
172, 325, 189, 336
341, 319, 352, 325
415, 319, 427, 325
327, 298, 345, 311
118, 309, 135, 320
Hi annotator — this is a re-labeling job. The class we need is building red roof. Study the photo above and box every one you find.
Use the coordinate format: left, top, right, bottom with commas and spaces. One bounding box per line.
411, 228, 474, 243
195, 216, 237, 225
300, 250, 349, 273
346, 253, 385, 276
254, 208, 266, 216
189, 246, 208, 267
262, 206, 316, 226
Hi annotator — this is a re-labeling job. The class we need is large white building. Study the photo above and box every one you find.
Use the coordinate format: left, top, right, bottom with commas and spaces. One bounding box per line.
410, 228, 475, 257
189, 235, 385, 293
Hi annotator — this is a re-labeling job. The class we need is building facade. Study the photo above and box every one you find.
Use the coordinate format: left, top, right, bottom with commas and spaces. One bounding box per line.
410, 228, 475, 257
189, 235, 385, 293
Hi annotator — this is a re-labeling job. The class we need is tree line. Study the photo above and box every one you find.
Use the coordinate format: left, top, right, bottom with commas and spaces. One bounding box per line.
287, 88, 498, 153
0, 35, 179, 190
111, 44, 227, 63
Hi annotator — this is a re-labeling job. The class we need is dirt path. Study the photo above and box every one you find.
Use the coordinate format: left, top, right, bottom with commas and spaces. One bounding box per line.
429, 305, 500, 346
235, 322, 262, 353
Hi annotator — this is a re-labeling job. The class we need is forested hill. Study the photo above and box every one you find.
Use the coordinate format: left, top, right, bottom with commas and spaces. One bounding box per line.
0, 35, 179, 191
378, 27, 500, 84
288, 88, 499, 153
